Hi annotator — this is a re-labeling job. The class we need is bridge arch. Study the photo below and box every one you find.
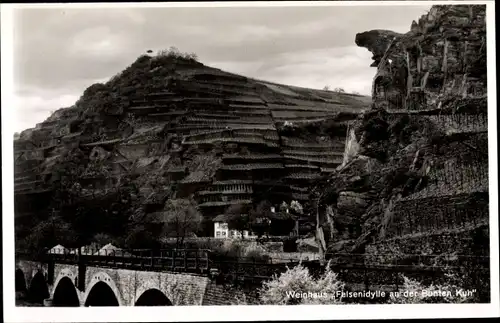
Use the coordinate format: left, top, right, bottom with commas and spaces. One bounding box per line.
52, 277, 80, 307
84, 272, 121, 307
15, 268, 27, 292
28, 271, 49, 304
135, 289, 173, 306
135, 278, 176, 306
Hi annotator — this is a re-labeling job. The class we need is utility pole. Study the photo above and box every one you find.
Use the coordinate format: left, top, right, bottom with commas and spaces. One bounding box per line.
314, 191, 327, 266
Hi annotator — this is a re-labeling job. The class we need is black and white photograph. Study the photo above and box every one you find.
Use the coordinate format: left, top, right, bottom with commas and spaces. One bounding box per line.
2, 1, 498, 321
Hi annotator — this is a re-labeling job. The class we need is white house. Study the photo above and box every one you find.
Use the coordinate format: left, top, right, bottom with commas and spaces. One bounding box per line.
47, 244, 68, 254
213, 214, 254, 239
214, 220, 230, 238
93, 243, 132, 257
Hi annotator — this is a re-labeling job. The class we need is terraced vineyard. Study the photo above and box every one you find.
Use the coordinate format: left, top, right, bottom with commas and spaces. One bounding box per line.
14, 56, 371, 237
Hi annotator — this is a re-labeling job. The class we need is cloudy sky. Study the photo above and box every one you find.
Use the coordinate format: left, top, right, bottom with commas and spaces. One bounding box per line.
12, 4, 430, 133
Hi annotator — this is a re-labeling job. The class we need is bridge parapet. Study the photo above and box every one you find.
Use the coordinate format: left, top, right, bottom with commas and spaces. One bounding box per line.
15, 248, 322, 306
16, 259, 211, 306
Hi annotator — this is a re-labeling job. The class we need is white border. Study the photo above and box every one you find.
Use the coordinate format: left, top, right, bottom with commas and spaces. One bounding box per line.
2, 1, 499, 322
4, 0, 496, 8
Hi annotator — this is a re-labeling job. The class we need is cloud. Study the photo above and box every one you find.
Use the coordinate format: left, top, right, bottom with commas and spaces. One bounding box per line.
250, 46, 375, 94
14, 90, 80, 132
11, 4, 431, 132
68, 26, 127, 58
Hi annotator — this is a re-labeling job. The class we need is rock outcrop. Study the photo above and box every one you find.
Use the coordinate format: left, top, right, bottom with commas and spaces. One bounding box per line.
313, 4, 488, 299
14, 53, 370, 245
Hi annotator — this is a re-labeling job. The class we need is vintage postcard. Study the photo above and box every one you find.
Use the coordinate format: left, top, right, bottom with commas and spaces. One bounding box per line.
2, 1, 498, 321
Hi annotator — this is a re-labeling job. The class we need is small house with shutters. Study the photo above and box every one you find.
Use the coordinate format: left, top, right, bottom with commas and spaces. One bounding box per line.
212, 214, 254, 239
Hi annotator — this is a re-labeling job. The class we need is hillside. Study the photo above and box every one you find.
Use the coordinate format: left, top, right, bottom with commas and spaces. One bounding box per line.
14, 50, 370, 250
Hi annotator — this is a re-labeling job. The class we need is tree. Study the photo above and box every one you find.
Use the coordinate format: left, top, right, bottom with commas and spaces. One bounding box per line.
248, 200, 273, 238
290, 200, 304, 215
249, 216, 270, 238
22, 215, 78, 256
254, 200, 273, 217
333, 87, 345, 93
279, 201, 289, 213
225, 203, 251, 239
323, 85, 330, 91
92, 232, 115, 247
125, 224, 162, 249
227, 214, 251, 240
163, 198, 203, 247
48, 148, 88, 222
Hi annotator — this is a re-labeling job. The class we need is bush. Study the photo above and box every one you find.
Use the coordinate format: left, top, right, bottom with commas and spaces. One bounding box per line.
155, 46, 199, 62
234, 265, 477, 305
245, 249, 270, 263
208, 239, 244, 259
259, 262, 345, 305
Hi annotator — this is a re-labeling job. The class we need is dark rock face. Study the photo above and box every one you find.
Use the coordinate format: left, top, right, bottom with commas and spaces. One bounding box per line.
14, 54, 371, 246
355, 30, 403, 67
317, 5, 488, 280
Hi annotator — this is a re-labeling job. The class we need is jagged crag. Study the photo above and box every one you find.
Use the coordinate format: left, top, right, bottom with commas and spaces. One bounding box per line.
14, 48, 370, 248
312, 5, 489, 300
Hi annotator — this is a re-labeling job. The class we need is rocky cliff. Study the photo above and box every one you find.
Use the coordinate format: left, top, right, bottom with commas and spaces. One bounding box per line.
14, 51, 371, 248
314, 4, 488, 299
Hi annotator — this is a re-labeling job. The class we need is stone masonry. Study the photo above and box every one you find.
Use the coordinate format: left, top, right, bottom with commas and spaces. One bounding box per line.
16, 260, 245, 306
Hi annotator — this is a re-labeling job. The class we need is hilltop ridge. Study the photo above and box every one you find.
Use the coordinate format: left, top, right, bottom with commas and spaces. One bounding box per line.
14, 49, 370, 250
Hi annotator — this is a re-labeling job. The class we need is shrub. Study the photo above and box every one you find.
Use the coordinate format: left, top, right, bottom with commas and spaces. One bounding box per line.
259, 261, 345, 305
245, 249, 270, 263
156, 46, 199, 62
208, 240, 245, 261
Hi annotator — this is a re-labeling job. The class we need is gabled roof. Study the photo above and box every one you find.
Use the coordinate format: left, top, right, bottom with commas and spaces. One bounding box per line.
93, 243, 132, 257
47, 244, 67, 254
213, 214, 230, 222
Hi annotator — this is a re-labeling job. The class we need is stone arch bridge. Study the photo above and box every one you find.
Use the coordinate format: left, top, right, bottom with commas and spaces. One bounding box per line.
16, 260, 216, 306
15, 249, 264, 306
